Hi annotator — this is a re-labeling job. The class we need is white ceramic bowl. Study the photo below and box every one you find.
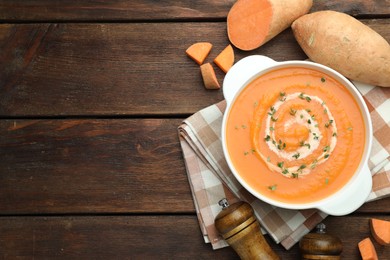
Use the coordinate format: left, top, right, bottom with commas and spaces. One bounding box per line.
222, 55, 373, 216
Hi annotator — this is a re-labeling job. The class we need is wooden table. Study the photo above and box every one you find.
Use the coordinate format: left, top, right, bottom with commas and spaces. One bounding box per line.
0, 1, 389, 259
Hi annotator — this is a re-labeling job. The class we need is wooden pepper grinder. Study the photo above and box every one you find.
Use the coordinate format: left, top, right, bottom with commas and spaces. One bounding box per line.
299, 223, 343, 259
214, 199, 280, 260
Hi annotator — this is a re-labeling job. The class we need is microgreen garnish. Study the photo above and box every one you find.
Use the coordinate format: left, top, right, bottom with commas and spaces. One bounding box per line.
324, 154, 330, 159
270, 126, 275, 131
307, 119, 312, 124
292, 153, 300, 159
282, 169, 289, 175
277, 161, 284, 168
289, 108, 297, 115
277, 140, 286, 150
279, 92, 286, 101
321, 77, 326, 82
299, 141, 311, 149
268, 184, 277, 191
311, 159, 318, 169
299, 93, 311, 102
292, 173, 299, 178
244, 151, 249, 156
271, 116, 278, 122
268, 106, 276, 116
264, 135, 271, 142
298, 164, 307, 171
325, 120, 334, 128
323, 145, 330, 153
332, 132, 338, 137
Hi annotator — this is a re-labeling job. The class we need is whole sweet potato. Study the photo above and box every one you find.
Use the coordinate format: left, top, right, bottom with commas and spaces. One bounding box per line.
292, 10, 390, 87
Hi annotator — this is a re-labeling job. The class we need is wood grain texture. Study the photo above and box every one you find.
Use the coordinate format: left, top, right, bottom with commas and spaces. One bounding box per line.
0, 215, 389, 259
0, 20, 389, 117
0, 0, 388, 21
0, 119, 194, 214
0, 119, 389, 214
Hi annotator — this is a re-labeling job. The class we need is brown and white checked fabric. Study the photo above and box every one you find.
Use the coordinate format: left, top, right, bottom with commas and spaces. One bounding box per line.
178, 82, 390, 250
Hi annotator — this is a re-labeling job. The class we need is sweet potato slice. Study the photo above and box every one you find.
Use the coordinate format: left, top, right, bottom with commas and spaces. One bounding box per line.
358, 238, 378, 260
200, 63, 220, 90
186, 42, 212, 65
214, 44, 234, 73
370, 218, 390, 245
227, 0, 312, 51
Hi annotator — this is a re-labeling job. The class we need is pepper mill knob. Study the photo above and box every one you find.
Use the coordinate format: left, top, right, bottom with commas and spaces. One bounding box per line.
214, 199, 280, 260
299, 223, 343, 259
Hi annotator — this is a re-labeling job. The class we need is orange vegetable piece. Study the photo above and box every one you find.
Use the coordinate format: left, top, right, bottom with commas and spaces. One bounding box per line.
185, 42, 212, 65
200, 63, 220, 90
227, 0, 312, 51
370, 218, 390, 245
358, 238, 378, 260
214, 44, 235, 73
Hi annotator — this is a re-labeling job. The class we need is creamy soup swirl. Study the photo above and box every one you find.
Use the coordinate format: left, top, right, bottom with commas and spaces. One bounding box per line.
254, 92, 338, 178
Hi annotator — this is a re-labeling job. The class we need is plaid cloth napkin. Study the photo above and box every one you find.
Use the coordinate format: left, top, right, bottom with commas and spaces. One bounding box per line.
178, 81, 390, 250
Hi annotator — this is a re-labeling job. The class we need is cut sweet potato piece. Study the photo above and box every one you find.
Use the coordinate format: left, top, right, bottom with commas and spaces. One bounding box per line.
200, 63, 220, 90
358, 238, 378, 260
370, 218, 390, 245
214, 44, 234, 73
186, 42, 212, 65
227, 0, 313, 51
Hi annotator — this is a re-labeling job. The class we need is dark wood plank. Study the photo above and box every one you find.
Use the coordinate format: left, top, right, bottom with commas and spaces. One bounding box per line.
0, 0, 234, 21
0, 0, 388, 21
0, 215, 389, 259
1, 20, 389, 117
312, 0, 390, 16
357, 197, 390, 213
1, 119, 389, 214
0, 119, 194, 214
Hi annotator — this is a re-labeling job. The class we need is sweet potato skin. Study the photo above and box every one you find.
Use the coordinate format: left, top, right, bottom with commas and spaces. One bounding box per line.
266, 0, 313, 45
292, 10, 390, 87
370, 218, 390, 246
200, 63, 220, 90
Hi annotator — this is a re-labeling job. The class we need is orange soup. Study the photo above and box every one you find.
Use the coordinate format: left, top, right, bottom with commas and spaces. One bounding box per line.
226, 67, 366, 204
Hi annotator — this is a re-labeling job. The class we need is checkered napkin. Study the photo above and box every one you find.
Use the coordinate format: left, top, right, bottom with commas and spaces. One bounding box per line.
178, 82, 390, 250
